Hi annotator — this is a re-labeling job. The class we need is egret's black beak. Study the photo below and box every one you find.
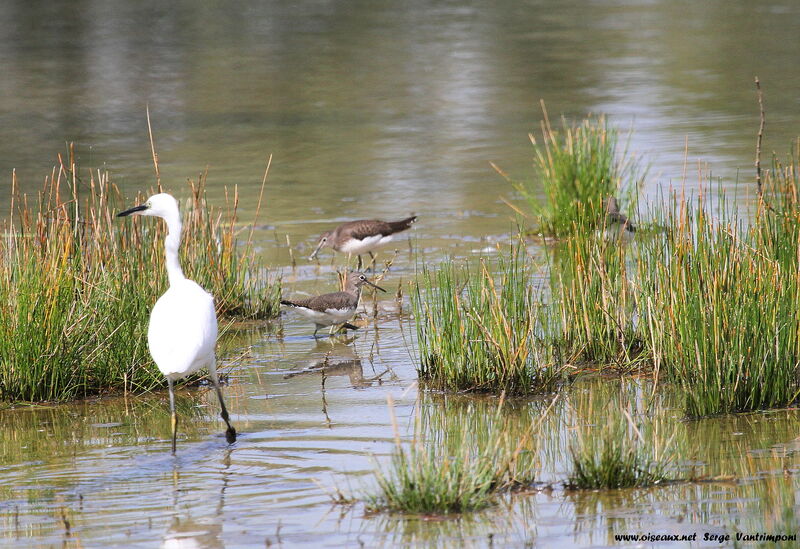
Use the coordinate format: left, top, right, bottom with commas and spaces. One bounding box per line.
117, 204, 148, 217
366, 280, 387, 292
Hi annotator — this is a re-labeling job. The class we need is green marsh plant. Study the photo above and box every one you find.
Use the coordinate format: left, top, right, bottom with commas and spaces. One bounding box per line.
412, 246, 565, 394
507, 108, 644, 237
366, 394, 553, 514
636, 191, 800, 417
548, 229, 640, 368
567, 405, 674, 490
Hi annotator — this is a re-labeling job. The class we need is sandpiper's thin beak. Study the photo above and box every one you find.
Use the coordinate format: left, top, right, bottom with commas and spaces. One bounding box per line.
365, 280, 386, 292
117, 204, 148, 217
309, 241, 324, 261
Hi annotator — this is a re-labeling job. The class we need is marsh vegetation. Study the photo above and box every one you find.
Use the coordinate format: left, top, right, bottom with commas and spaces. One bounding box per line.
389, 119, 800, 514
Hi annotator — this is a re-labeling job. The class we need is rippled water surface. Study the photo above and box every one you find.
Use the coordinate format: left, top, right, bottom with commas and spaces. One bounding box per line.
2, 0, 800, 547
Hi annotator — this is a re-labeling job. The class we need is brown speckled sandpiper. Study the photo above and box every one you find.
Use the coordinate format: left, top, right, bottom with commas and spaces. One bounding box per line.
309, 216, 417, 268
280, 271, 386, 337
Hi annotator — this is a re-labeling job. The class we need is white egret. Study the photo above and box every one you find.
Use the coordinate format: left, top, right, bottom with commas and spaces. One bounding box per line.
118, 193, 236, 453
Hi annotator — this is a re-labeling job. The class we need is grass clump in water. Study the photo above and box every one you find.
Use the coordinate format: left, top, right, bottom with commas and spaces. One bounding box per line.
412, 246, 565, 394
548, 229, 641, 368
0, 154, 280, 402
506, 108, 644, 237
366, 395, 551, 514
566, 406, 673, 490
636, 189, 800, 418
368, 438, 499, 514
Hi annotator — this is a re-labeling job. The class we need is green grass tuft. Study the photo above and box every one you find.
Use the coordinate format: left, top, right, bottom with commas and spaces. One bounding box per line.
636, 189, 800, 417
367, 440, 499, 514
508, 110, 644, 237
412, 246, 565, 394
567, 408, 673, 490
548, 230, 641, 368
366, 394, 549, 514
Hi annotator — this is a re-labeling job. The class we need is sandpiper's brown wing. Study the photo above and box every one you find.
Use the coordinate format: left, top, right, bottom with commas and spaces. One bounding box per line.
338, 216, 417, 239
338, 220, 394, 241
282, 291, 357, 312
607, 211, 629, 224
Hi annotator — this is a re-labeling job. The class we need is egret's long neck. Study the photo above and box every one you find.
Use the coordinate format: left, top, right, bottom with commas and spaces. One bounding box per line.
163, 211, 185, 285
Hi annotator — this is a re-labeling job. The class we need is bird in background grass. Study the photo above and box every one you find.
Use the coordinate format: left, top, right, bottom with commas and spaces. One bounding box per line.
281, 271, 386, 337
117, 193, 236, 454
604, 196, 636, 234
309, 216, 417, 269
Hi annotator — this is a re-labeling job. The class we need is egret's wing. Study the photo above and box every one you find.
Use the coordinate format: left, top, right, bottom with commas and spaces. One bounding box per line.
148, 280, 218, 377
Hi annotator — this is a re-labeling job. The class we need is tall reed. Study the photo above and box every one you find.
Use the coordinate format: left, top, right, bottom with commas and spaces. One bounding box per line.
548, 228, 640, 368
0, 155, 280, 402
412, 246, 564, 394
509, 110, 644, 236
636, 190, 800, 417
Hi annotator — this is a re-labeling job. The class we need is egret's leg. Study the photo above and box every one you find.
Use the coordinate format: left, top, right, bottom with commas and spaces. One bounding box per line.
209, 362, 237, 444
167, 377, 177, 454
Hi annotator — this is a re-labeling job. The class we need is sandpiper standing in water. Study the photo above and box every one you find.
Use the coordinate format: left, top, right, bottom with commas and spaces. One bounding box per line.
309, 216, 417, 268
281, 271, 386, 337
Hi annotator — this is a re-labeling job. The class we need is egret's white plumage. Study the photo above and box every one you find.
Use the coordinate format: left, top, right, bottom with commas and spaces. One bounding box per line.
148, 279, 217, 380
118, 193, 236, 453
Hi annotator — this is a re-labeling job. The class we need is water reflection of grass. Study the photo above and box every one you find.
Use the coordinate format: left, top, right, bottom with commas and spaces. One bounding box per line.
0, 391, 208, 462
366, 494, 537, 547
0, 153, 279, 403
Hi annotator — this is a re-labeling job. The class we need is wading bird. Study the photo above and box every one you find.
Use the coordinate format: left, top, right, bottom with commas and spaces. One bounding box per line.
117, 193, 236, 453
281, 271, 386, 337
604, 196, 636, 234
309, 216, 417, 269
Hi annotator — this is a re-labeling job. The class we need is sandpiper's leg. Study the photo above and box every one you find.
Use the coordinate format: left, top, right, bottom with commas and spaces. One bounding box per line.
313, 324, 322, 338
209, 363, 237, 444
356, 255, 363, 269
167, 377, 178, 454
368, 251, 376, 272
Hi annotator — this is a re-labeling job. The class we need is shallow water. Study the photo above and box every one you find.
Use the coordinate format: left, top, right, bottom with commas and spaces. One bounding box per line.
2, 0, 800, 547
